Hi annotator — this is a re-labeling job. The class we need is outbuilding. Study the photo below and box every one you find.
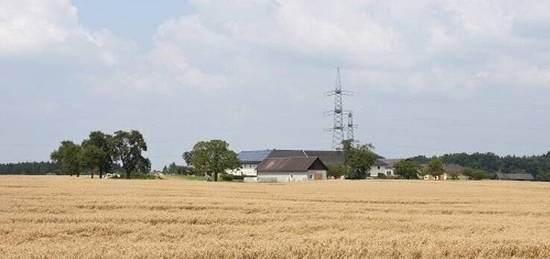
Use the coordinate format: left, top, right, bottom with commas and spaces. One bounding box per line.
255, 157, 328, 182
496, 173, 534, 181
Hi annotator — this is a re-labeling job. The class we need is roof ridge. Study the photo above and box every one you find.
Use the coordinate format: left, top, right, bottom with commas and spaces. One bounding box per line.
264, 156, 318, 160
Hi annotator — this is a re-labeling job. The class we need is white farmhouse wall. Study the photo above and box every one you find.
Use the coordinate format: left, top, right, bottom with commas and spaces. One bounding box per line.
369, 165, 395, 177
257, 170, 327, 183
227, 163, 258, 176
257, 172, 308, 182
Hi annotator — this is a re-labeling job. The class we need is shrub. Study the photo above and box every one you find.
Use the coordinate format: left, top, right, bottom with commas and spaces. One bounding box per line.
448, 172, 460, 180
221, 174, 234, 182
536, 171, 550, 181
463, 169, 488, 180
327, 164, 347, 179
377, 173, 387, 179
394, 160, 420, 179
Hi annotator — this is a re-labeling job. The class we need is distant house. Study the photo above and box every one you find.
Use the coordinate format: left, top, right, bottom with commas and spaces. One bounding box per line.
228, 150, 272, 176
228, 149, 343, 177
255, 157, 328, 182
496, 173, 534, 181
369, 159, 403, 177
423, 173, 447, 181
422, 163, 467, 181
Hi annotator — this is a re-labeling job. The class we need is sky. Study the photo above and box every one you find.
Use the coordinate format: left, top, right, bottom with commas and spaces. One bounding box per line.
1, 0, 550, 169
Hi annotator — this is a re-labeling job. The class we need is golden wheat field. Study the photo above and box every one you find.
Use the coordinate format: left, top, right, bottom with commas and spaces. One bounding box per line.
1, 176, 550, 258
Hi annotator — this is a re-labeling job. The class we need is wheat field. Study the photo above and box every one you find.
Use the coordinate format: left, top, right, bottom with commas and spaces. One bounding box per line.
1, 176, 549, 258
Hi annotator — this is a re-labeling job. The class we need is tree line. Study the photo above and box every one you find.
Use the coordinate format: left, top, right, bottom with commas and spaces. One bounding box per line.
50, 130, 150, 179
0, 162, 60, 175
409, 152, 550, 180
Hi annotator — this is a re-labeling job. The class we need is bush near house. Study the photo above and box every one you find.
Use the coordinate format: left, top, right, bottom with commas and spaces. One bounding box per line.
448, 171, 460, 180
463, 169, 489, 180
536, 171, 550, 181
377, 173, 387, 179
221, 174, 234, 182
326, 164, 348, 179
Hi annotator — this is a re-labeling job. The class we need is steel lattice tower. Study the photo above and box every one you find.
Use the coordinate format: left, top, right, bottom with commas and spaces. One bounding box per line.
328, 68, 346, 150
346, 112, 355, 143
326, 68, 356, 150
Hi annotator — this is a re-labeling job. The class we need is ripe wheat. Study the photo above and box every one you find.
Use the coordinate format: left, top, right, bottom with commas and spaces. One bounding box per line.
1, 176, 549, 258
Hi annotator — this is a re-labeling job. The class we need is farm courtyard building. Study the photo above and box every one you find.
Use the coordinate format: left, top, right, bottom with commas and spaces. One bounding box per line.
255, 157, 328, 182
369, 159, 403, 177
228, 149, 344, 177
496, 173, 535, 181
228, 149, 403, 179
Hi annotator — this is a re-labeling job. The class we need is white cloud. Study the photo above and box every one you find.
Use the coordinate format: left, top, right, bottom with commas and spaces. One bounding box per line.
2, 0, 550, 95
137, 0, 549, 96
3, 0, 550, 165
0, 0, 79, 55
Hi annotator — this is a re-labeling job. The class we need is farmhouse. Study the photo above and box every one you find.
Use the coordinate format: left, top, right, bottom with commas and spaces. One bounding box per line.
228, 149, 344, 177
423, 173, 447, 181
229, 150, 272, 176
255, 157, 328, 182
230, 149, 404, 179
422, 163, 468, 181
369, 159, 402, 177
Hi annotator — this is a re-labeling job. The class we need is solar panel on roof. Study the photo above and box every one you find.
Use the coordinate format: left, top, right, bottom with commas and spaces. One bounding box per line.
238, 150, 272, 162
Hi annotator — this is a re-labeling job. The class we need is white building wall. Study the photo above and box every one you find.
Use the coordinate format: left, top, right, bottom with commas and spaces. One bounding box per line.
226, 163, 258, 176
257, 171, 308, 182
257, 170, 327, 182
369, 165, 395, 177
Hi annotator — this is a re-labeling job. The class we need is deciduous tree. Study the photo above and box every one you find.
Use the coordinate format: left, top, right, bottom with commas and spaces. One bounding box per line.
343, 141, 377, 179
424, 157, 445, 179
51, 141, 82, 177
394, 160, 420, 179
185, 140, 240, 181
81, 144, 107, 179
112, 130, 150, 179
82, 131, 114, 179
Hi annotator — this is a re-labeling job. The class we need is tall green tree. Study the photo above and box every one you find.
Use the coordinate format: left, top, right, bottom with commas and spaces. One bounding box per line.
185, 140, 240, 181
81, 144, 107, 179
394, 160, 420, 179
112, 130, 150, 179
51, 141, 83, 177
81, 131, 114, 178
343, 141, 377, 179
424, 157, 445, 179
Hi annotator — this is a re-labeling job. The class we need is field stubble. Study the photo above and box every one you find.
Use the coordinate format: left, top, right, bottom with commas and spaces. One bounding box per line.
1, 176, 550, 258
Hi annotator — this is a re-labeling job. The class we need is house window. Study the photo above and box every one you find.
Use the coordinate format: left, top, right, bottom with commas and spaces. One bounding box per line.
377, 166, 380, 170
309, 174, 313, 179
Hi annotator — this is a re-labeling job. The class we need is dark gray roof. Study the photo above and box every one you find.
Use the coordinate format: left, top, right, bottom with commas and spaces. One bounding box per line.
268, 150, 345, 164
238, 150, 272, 163
374, 159, 388, 166
238, 149, 345, 165
374, 159, 404, 167
443, 163, 467, 173
256, 157, 327, 172
496, 173, 534, 181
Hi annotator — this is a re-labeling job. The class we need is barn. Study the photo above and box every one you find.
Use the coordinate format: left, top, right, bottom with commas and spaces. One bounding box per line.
255, 157, 328, 183
496, 173, 535, 181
